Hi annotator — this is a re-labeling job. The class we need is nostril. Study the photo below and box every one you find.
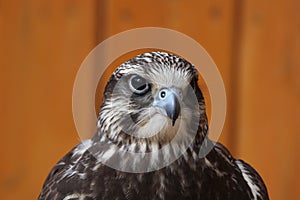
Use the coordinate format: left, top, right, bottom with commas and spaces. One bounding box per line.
178, 90, 182, 97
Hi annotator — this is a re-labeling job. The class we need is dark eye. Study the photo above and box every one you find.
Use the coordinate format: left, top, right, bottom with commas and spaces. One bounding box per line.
129, 75, 150, 95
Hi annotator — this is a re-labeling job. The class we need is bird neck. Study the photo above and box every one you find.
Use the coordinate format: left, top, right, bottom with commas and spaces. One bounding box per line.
94, 97, 209, 155
94, 110, 208, 155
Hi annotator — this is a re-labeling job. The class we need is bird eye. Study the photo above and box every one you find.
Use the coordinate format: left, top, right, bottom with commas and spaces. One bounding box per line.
129, 75, 150, 95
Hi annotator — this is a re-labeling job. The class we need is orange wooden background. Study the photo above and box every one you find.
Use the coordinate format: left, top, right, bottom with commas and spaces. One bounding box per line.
0, 1, 299, 199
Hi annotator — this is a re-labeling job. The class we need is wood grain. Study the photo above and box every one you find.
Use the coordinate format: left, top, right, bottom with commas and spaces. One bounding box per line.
0, 0, 299, 199
236, 0, 300, 199
0, 1, 97, 199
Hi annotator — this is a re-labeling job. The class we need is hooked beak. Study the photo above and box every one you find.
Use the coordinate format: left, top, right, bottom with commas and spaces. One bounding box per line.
153, 88, 181, 126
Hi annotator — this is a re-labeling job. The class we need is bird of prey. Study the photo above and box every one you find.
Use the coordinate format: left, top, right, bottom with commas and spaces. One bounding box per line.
38, 52, 269, 200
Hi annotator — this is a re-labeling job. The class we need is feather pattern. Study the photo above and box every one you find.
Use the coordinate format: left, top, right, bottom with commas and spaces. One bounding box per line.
38, 52, 269, 200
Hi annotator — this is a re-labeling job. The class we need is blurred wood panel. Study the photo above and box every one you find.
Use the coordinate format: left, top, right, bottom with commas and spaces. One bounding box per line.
236, 0, 300, 199
99, 0, 238, 151
0, 0, 299, 200
0, 1, 97, 199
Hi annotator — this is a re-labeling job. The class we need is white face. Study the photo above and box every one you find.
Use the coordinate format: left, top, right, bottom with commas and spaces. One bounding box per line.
101, 62, 201, 144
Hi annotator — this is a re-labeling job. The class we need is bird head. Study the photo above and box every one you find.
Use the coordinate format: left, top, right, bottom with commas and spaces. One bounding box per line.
96, 52, 207, 150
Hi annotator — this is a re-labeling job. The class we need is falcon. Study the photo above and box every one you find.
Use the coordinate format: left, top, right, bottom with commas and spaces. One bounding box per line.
38, 52, 269, 200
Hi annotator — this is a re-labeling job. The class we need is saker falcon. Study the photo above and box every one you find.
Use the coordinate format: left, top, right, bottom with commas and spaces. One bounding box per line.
38, 51, 269, 200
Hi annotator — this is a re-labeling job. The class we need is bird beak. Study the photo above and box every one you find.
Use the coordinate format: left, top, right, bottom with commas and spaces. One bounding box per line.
153, 88, 181, 126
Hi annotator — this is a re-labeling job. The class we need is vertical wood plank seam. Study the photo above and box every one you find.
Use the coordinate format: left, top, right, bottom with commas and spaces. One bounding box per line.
228, 0, 245, 155
95, 0, 107, 44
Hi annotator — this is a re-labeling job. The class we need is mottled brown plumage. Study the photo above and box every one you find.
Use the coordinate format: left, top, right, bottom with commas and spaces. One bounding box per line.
39, 52, 269, 200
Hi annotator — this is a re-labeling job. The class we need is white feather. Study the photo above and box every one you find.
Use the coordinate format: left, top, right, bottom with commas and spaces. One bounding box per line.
236, 160, 262, 200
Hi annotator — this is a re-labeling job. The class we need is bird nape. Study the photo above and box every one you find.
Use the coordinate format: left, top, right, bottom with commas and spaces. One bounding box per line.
38, 51, 269, 200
